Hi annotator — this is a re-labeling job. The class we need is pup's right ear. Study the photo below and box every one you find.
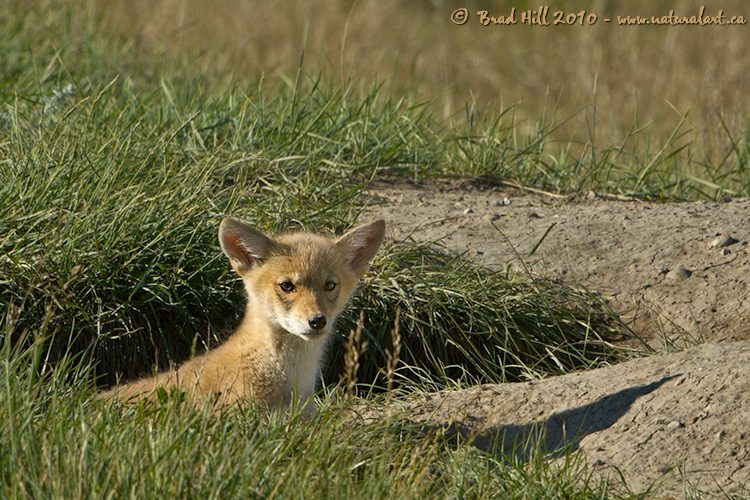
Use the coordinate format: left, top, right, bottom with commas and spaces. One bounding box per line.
219, 218, 273, 275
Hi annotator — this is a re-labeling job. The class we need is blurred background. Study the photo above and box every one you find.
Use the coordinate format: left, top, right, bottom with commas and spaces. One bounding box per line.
57, 0, 750, 165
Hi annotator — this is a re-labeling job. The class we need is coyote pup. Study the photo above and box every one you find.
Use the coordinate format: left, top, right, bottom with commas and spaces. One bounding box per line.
103, 217, 385, 410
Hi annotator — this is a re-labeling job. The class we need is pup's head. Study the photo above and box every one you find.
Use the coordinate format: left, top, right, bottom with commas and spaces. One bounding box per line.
219, 218, 385, 341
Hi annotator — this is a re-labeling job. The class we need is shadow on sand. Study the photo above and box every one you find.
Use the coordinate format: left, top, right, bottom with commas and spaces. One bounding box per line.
429, 374, 680, 460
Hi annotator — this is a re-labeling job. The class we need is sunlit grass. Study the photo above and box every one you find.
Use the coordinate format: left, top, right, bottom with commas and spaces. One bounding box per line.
0, 2, 746, 498
0, 328, 640, 500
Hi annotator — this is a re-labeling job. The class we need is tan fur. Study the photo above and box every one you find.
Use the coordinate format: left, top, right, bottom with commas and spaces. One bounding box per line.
101, 217, 385, 411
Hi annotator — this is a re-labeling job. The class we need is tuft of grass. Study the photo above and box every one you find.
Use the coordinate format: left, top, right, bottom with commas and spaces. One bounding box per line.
443, 99, 750, 200
330, 241, 620, 389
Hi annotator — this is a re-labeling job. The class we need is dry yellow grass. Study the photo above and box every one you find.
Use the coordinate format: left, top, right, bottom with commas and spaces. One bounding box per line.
69, 0, 750, 167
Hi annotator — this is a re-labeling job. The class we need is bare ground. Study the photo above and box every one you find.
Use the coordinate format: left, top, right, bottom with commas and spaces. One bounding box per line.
360, 178, 750, 497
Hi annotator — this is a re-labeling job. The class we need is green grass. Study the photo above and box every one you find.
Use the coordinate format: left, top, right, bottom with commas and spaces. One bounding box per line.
1, 2, 747, 498
333, 241, 620, 388
1, 334, 638, 500
0, 40, 623, 388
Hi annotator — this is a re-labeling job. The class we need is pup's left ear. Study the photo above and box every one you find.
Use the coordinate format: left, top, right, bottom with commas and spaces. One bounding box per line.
336, 220, 386, 276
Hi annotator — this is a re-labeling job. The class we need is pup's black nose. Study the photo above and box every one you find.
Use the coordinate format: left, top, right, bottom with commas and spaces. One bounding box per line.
308, 315, 327, 330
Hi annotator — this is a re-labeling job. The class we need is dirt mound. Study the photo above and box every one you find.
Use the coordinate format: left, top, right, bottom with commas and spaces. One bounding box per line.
359, 342, 750, 496
361, 179, 750, 497
366, 179, 750, 346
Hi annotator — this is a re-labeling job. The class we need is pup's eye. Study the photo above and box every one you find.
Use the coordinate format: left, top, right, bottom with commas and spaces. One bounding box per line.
324, 281, 336, 291
279, 281, 295, 292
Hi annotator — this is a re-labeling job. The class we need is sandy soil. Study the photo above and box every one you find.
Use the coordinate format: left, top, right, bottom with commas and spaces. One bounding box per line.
360, 178, 750, 497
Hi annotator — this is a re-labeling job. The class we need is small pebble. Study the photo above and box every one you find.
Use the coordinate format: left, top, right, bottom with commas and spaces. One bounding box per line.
463, 208, 474, 214
528, 212, 541, 219
709, 235, 739, 248
667, 420, 684, 430
666, 266, 692, 281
